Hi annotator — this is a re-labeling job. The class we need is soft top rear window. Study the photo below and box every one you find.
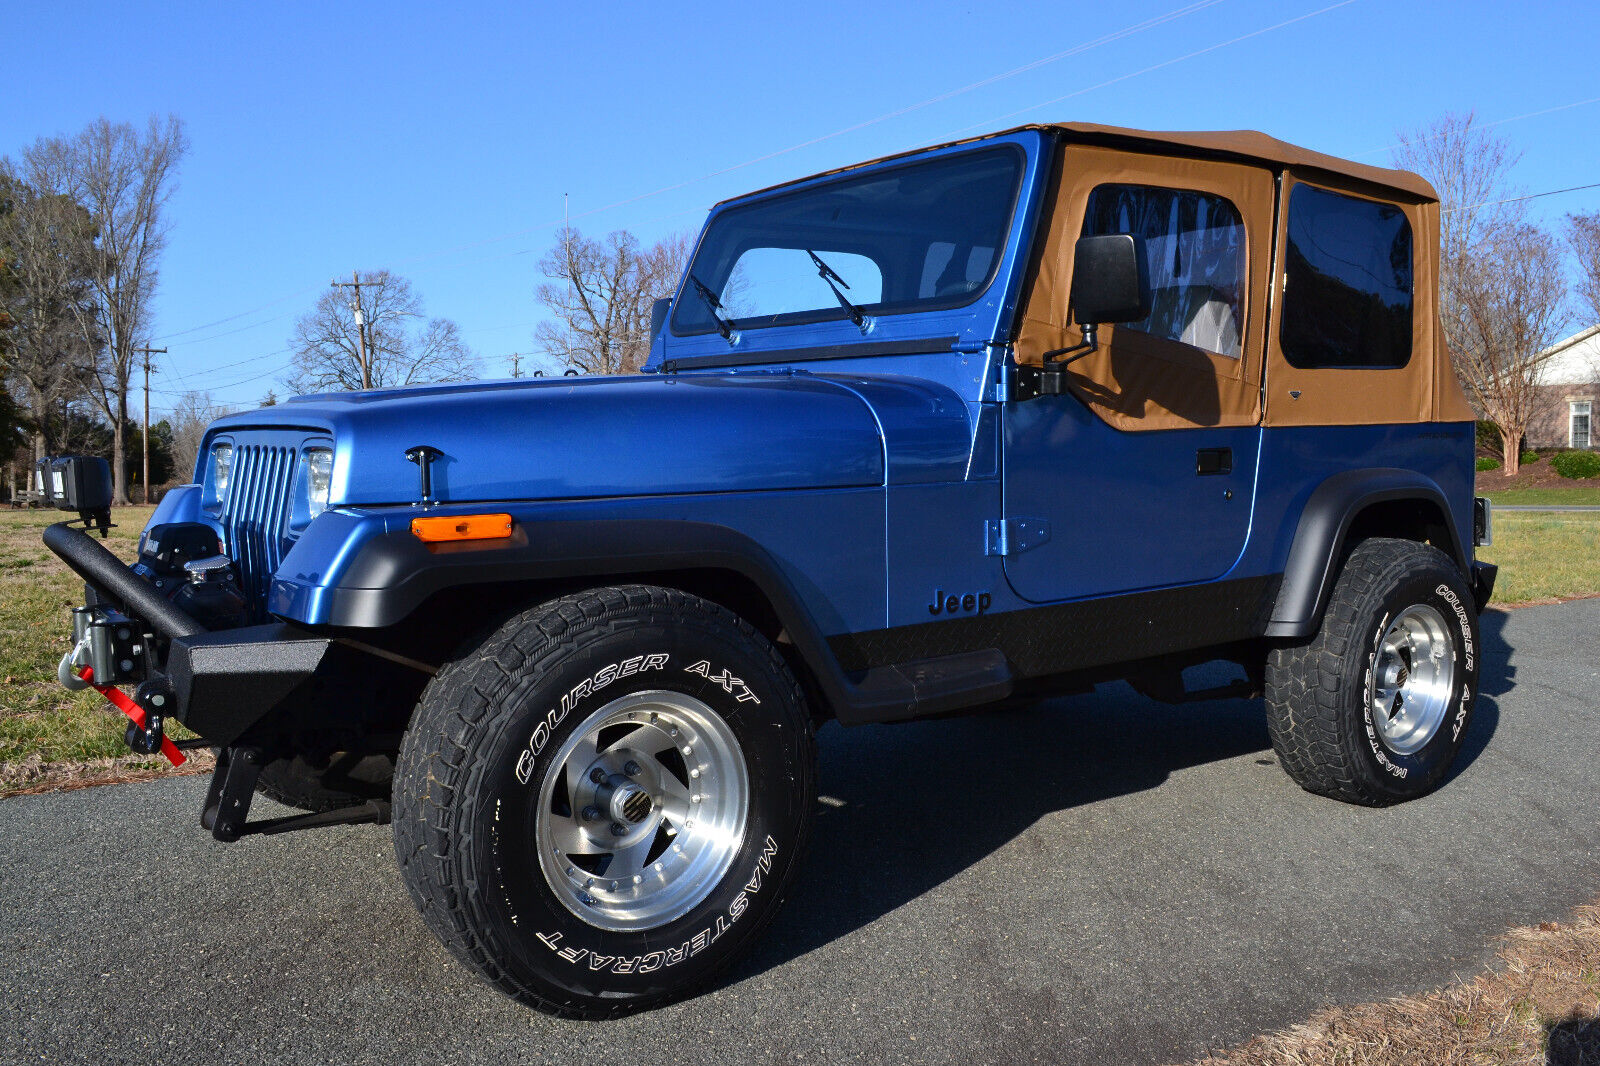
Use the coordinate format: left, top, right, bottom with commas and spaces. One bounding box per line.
1280, 183, 1414, 369
672, 146, 1024, 336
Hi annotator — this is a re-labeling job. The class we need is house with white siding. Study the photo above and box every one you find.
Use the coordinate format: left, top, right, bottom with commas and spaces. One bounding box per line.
1529, 325, 1598, 450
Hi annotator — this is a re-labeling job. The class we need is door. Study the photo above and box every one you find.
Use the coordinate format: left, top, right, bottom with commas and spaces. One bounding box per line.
1002, 145, 1274, 603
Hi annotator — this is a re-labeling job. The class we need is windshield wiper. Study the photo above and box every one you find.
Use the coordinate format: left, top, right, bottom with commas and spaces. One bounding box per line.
806, 249, 866, 329
688, 274, 736, 342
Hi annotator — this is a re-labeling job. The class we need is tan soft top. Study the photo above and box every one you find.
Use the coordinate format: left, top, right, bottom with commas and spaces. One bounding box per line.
725, 122, 1438, 205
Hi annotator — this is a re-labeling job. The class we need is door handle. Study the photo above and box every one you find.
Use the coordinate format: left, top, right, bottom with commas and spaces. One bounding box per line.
1196, 448, 1232, 476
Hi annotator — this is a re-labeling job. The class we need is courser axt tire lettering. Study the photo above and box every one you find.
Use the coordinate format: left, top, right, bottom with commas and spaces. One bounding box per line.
1264, 538, 1480, 806
392, 585, 816, 1017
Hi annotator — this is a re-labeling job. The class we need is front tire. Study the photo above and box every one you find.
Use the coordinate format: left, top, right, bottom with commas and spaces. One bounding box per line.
1265, 538, 1479, 806
393, 585, 816, 1017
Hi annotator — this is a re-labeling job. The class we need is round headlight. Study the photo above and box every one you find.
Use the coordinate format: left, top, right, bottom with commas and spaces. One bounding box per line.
304, 449, 333, 519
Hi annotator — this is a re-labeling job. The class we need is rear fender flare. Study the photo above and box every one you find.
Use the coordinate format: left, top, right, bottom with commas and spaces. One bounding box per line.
1266, 469, 1469, 639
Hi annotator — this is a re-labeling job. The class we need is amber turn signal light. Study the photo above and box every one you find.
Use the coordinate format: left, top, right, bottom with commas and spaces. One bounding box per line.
411, 513, 514, 543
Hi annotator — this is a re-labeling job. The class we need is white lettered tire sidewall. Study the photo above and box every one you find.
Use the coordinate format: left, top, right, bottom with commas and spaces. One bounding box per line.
1349, 563, 1479, 798
397, 587, 815, 1015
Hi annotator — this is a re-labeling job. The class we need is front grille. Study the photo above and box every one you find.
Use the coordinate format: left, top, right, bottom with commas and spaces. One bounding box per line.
217, 442, 297, 619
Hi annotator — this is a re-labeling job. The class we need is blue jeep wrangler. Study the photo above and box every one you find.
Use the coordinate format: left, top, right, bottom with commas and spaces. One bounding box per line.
45, 122, 1495, 1016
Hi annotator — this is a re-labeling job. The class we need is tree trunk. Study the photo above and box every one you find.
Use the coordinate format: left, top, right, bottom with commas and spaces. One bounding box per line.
1499, 425, 1521, 475
112, 419, 127, 504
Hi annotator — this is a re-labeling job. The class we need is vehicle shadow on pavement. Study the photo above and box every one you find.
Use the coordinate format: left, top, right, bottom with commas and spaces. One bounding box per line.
1440, 607, 1510, 790
734, 618, 1512, 982
733, 679, 1274, 981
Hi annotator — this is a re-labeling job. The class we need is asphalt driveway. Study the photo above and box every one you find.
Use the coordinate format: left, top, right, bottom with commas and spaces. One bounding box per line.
2, 599, 1597, 1066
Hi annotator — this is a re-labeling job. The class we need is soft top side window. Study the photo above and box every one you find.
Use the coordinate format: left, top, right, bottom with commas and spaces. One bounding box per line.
1081, 183, 1247, 359
1281, 184, 1414, 369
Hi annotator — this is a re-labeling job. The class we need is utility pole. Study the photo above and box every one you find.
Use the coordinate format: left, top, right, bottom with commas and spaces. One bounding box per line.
508, 352, 523, 378
132, 345, 166, 504
331, 271, 375, 389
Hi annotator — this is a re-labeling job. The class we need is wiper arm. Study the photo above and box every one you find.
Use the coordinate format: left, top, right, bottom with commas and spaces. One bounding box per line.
688, 274, 736, 342
806, 249, 866, 329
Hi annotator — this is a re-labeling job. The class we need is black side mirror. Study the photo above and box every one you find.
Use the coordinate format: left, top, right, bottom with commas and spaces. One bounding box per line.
1070, 233, 1151, 326
1030, 234, 1154, 398
649, 297, 673, 340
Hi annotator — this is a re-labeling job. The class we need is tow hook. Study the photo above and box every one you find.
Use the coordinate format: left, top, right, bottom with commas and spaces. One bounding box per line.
76, 666, 186, 767
125, 678, 177, 756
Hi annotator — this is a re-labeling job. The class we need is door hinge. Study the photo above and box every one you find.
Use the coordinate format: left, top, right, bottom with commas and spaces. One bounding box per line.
984, 517, 1050, 556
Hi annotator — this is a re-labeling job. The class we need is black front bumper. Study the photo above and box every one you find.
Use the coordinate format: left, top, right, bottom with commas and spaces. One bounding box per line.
165, 623, 344, 745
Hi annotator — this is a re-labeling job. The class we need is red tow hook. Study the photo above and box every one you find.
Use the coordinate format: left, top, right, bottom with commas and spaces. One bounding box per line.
78, 666, 186, 767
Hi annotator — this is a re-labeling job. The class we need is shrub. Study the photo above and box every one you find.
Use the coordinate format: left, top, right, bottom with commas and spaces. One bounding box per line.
1476, 457, 1502, 472
1551, 450, 1600, 479
1521, 450, 1540, 465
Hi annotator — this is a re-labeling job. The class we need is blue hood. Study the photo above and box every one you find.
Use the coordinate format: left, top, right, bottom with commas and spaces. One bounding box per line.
204, 371, 920, 506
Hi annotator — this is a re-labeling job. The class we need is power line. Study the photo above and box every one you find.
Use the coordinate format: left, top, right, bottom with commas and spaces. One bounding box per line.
151, 0, 1236, 343
1357, 96, 1600, 160
154, 283, 322, 343
1443, 181, 1600, 214
943, 0, 1360, 137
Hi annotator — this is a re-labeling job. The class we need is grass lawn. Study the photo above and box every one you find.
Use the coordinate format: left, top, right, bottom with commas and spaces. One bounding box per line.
1481, 486, 1600, 507
0, 506, 201, 787
1477, 510, 1600, 604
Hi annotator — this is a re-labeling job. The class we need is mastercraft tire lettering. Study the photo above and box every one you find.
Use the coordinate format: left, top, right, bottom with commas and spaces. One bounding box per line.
392, 585, 817, 1017
1264, 538, 1480, 806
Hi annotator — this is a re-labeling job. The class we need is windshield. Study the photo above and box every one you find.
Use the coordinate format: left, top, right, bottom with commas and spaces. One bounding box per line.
672, 146, 1024, 336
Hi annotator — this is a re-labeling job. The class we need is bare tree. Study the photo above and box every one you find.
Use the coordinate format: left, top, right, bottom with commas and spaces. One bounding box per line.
17, 115, 188, 502
166, 390, 235, 483
0, 168, 103, 459
1566, 211, 1600, 328
1452, 224, 1569, 469
534, 228, 691, 375
286, 270, 477, 393
1395, 113, 1567, 473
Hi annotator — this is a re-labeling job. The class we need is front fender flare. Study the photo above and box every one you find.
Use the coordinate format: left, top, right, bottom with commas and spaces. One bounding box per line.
271, 513, 914, 723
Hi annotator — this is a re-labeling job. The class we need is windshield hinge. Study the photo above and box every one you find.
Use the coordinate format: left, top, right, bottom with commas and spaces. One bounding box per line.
983, 517, 1050, 557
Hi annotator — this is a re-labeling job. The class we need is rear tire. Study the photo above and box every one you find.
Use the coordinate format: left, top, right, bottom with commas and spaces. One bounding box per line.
1265, 538, 1479, 806
392, 585, 816, 1017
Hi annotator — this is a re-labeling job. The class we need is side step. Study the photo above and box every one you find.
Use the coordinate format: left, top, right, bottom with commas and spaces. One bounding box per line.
201, 745, 391, 842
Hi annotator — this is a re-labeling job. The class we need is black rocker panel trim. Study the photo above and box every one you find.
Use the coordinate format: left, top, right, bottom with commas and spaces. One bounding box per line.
1267, 469, 1468, 639
313, 522, 1279, 727
829, 574, 1280, 685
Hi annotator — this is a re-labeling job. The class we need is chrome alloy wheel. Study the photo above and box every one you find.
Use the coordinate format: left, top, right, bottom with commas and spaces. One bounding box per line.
535, 690, 749, 932
1370, 604, 1456, 755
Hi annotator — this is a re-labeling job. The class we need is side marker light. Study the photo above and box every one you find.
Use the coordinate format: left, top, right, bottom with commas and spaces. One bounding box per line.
410, 514, 515, 543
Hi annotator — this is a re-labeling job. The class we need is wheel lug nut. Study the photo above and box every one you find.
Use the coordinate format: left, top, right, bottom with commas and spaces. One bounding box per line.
610, 822, 628, 837
590, 767, 607, 784
582, 806, 601, 821
624, 761, 642, 777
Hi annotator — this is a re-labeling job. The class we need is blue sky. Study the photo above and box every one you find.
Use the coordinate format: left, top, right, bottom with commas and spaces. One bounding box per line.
6, 0, 1598, 413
